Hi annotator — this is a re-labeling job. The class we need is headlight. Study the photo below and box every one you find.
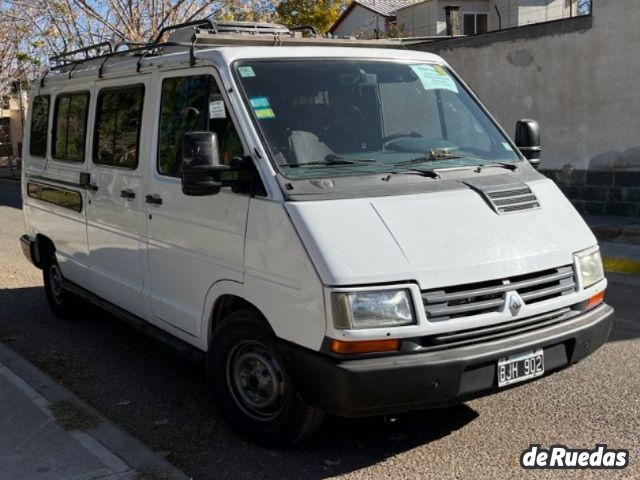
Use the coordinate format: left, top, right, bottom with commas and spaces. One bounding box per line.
575, 248, 604, 288
331, 289, 415, 329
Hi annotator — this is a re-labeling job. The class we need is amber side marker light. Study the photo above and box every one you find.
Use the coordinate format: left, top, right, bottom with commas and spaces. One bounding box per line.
330, 338, 399, 355
587, 291, 605, 309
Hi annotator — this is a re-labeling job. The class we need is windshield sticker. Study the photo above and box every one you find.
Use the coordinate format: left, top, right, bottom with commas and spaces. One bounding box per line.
209, 100, 226, 119
250, 96, 276, 120
239, 66, 256, 78
411, 64, 458, 93
502, 142, 514, 151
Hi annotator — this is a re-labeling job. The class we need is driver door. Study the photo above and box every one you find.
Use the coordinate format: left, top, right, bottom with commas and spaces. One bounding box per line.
145, 68, 249, 338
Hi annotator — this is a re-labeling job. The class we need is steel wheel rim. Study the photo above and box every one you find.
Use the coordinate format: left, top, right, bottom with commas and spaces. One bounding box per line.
49, 263, 63, 304
226, 340, 285, 421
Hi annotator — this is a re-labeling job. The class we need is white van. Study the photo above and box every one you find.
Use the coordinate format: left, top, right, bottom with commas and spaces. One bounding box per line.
20, 21, 612, 445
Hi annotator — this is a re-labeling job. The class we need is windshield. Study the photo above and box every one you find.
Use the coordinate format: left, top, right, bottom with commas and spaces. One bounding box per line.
235, 60, 520, 179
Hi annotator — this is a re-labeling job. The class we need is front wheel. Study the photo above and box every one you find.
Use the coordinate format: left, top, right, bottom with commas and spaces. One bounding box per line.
42, 253, 80, 320
209, 310, 324, 446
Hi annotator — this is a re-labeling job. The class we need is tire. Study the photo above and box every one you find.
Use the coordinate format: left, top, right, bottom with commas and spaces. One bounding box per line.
42, 253, 80, 320
209, 310, 325, 446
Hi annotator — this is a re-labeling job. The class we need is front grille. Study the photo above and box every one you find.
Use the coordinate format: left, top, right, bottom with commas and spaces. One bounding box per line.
410, 307, 577, 352
485, 186, 540, 214
422, 266, 576, 322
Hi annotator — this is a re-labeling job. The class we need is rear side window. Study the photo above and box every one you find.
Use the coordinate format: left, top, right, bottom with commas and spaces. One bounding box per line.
52, 92, 89, 162
29, 95, 50, 157
94, 85, 144, 169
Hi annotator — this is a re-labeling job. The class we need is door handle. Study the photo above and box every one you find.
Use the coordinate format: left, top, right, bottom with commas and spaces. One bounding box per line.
87, 183, 99, 192
120, 189, 136, 199
145, 194, 163, 205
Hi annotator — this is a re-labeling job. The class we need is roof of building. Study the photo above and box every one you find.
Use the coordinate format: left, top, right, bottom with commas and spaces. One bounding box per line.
329, 0, 423, 33
358, 0, 423, 16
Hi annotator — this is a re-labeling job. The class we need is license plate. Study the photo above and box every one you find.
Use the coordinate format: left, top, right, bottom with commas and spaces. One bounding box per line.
497, 349, 544, 387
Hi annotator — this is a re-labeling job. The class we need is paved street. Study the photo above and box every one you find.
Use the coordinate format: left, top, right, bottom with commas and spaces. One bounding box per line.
1, 178, 638, 480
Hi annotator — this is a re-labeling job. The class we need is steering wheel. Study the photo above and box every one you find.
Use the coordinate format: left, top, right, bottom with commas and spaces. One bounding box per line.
382, 131, 423, 145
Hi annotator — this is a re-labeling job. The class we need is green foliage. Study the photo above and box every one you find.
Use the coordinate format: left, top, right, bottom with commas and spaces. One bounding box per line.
276, 0, 349, 33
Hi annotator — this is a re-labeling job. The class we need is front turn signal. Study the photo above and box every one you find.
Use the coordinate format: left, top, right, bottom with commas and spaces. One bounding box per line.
330, 338, 399, 355
587, 291, 605, 309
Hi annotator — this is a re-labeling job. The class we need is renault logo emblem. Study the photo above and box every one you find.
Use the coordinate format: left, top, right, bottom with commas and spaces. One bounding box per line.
509, 294, 522, 316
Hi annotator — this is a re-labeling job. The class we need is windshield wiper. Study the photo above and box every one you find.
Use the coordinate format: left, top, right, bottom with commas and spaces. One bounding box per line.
478, 161, 519, 171
286, 155, 378, 168
384, 168, 440, 180
393, 150, 464, 167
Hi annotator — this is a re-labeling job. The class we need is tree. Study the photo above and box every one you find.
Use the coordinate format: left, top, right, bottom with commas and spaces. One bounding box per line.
276, 0, 349, 33
0, 0, 276, 92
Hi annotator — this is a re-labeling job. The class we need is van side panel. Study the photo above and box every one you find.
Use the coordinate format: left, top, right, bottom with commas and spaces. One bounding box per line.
243, 198, 326, 351
22, 88, 92, 284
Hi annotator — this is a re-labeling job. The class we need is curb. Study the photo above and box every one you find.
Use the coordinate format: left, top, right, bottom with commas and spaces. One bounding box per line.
0, 342, 189, 480
603, 256, 640, 275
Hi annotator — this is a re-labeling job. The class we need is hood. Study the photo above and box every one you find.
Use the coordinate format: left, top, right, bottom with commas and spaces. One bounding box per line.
285, 178, 596, 289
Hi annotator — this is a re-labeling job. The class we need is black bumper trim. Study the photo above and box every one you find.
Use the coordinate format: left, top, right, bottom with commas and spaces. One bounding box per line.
279, 303, 614, 418
19, 235, 41, 268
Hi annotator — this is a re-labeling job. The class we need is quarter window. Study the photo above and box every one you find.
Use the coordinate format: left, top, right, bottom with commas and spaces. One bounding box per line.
29, 95, 50, 157
52, 92, 89, 162
158, 75, 243, 177
94, 85, 144, 169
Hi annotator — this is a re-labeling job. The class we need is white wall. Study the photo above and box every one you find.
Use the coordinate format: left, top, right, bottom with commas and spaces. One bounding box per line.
414, 0, 640, 171
397, 0, 438, 36
332, 4, 388, 37
398, 0, 490, 36
488, 0, 576, 30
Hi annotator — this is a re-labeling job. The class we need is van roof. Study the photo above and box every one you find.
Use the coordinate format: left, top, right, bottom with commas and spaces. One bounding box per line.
35, 46, 445, 90
35, 20, 447, 90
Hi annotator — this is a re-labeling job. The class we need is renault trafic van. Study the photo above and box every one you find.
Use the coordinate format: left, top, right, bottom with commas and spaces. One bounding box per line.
20, 21, 613, 445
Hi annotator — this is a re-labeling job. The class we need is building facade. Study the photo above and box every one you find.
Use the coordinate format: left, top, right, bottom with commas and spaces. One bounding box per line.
0, 94, 25, 159
329, 0, 422, 38
397, 0, 582, 36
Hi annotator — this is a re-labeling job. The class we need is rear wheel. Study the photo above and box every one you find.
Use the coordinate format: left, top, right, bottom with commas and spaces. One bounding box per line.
209, 310, 324, 446
42, 253, 80, 320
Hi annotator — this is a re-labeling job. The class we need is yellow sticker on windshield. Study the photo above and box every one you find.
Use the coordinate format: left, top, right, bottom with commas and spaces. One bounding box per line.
411, 64, 458, 93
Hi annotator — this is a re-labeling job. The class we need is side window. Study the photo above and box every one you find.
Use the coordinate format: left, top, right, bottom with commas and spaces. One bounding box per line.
94, 85, 144, 169
52, 92, 89, 162
29, 95, 50, 157
158, 74, 243, 177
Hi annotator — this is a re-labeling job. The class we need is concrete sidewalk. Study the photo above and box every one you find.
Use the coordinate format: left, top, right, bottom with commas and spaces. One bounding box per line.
0, 342, 188, 480
585, 215, 640, 275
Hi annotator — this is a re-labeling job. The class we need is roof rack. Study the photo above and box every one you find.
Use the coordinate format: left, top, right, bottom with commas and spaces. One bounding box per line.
42, 18, 410, 84
49, 41, 114, 66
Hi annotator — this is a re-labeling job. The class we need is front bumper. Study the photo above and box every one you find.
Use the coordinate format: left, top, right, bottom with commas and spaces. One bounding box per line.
280, 303, 614, 418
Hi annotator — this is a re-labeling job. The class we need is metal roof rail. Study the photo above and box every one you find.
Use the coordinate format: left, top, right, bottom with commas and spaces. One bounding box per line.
49, 41, 114, 67
290, 25, 318, 37
153, 19, 215, 44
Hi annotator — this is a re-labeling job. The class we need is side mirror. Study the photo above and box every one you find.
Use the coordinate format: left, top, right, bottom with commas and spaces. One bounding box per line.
181, 132, 229, 196
515, 119, 541, 169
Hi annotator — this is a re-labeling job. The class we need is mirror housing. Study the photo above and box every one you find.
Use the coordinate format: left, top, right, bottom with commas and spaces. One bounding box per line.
181, 132, 230, 196
515, 119, 541, 169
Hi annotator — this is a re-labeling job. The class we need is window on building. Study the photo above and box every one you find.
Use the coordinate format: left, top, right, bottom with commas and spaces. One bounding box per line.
29, 95, 50, 157
463, 13, 488, 35
94, 85, 144, 169
52, 92, 89, 162
157, 75, 243, 177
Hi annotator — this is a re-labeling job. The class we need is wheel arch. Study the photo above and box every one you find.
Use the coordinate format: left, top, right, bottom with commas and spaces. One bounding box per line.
202, 281, 274, 348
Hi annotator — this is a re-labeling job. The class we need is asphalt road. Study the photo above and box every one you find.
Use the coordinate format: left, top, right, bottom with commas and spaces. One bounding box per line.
1, 178, 638, 480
